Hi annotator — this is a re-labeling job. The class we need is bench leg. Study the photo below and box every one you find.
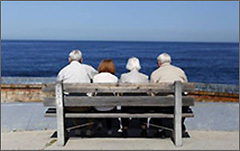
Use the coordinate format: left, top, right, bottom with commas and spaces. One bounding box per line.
173, 81, 183, 147
56, 81, 66, 146
57, 109, 66, 146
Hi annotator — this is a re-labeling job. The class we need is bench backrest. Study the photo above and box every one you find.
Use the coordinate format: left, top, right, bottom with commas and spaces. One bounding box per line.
43, 81, 195, 107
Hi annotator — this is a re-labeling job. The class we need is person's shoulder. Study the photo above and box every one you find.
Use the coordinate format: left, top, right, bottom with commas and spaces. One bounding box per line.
59, 64, 71, 73
82, 64, 97, 72
171, 64, 185, 73
139, 72, 149, 79
111, 75, 118, 83
120, 72, 128, 78
106, 73, 118, 81
82, 64, 94, 69
106, 72, 118, 79
151, 68, 160, 77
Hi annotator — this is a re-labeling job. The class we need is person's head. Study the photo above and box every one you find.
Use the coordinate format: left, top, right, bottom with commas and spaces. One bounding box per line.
98, 59, 116, 75
126, 57, 141, 71
157, 53, 171, 67
68, 50, 82, 63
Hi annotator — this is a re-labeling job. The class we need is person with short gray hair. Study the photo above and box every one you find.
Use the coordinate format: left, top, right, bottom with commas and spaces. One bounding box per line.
151, 53, 187, 83
57, 50, 98, 83
150, 53, 189, 138
57, 49, 98, 136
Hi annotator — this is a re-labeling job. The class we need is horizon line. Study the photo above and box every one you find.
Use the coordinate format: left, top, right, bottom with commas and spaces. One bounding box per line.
1, 39, 239, 44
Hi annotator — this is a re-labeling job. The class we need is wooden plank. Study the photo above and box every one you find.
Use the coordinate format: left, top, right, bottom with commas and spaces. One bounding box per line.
42, 83, 195, 93
173, 81, 183, 147
43, 96, 194, 107
64, 96, 194, 107
44, 108, 194, 118
45, 112, 194, 118
56, 81, 66, 146
64, 113, 194, 118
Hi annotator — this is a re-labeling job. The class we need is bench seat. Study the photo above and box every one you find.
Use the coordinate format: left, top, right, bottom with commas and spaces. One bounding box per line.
42, 81, 194, 147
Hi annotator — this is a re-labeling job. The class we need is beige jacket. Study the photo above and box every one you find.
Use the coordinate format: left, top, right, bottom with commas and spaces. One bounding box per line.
150, 62, 188, 83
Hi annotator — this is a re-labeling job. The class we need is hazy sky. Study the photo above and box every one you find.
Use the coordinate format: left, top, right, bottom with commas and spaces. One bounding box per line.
1, 1, 239, 42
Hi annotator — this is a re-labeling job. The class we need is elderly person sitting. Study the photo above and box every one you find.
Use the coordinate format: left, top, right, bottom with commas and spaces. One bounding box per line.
57, 49, 98, 83
120, 57, 149, 137
120, 57, 148, 83
93, 59, 118, 136
57, 49, 98, 136
150, 53, 189, 138
151, 53, 187, 83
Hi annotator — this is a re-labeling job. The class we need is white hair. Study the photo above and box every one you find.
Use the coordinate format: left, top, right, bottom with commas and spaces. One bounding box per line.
157, 53, 171, 64
69, 50, 82, 61
126, 57, 141, 71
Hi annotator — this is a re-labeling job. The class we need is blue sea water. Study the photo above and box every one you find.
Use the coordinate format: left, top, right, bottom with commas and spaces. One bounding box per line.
1, 40, 239, 85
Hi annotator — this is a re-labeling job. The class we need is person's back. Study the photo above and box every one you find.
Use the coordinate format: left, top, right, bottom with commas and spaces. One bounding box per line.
57, 50, 98, 83
121, 69, 148, 83
120, 57, 148, 83
93, 72, 118, 83
151, 53, 187, 83
151, 62, 187, 83
56, 49, 98, 136
150, 53, 189, 138
120, 57, 149, 137
92, 59, 118, 136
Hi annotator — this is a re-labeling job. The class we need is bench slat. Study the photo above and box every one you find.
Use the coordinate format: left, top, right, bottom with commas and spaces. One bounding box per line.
44, 108, 194, 118
45, 113, 194, 118
65, 113, 194, 118
43, 96, 194, 107
43, 83, 195, 93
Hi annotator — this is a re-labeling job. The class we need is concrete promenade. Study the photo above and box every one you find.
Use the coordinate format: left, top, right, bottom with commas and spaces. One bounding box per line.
1, 102, 239, 150
1, 102, 239, 131
1, 130, 239, 150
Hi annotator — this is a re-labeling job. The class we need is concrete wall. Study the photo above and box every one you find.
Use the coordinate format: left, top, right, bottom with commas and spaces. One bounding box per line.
1, 102, 239, 132
1, 83, 239, 103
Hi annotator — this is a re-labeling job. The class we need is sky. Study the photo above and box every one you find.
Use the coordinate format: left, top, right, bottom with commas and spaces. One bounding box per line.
1, 1, 239, 42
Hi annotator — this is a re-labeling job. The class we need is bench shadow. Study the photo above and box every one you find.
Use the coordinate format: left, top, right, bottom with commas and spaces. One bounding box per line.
50, 118, 190, 139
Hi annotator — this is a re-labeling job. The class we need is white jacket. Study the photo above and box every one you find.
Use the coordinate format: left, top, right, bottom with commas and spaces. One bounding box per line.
93, 72, 118, 111
120, 69, 149, 83
57, 61, 98, 83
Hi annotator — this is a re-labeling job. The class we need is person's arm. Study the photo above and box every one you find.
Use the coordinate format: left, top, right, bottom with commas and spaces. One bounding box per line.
182, 72, 188, 83
119, 74, 125, 83
145, 75, 149, 83
87, 66, 98, 80
57, 70, 64, 81
150, 73, 155, 83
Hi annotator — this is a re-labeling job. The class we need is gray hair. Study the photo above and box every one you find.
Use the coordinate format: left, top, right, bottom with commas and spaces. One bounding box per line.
69, 50, 82, 61
157, 53, 171, 64
126, 57, 141, 71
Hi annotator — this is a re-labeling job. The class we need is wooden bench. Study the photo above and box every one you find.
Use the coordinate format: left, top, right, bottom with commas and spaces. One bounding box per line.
43, 81, 195, 147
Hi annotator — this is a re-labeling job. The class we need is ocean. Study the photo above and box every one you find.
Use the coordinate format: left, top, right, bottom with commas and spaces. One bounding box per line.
1, 40, 239, 85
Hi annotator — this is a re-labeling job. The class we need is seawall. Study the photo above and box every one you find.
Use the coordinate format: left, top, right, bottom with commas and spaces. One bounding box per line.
1, 77, 239, 103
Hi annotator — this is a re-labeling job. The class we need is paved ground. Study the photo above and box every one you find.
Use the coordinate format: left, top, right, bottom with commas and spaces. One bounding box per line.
1, 130, 239, 150
1, 102, 239, 132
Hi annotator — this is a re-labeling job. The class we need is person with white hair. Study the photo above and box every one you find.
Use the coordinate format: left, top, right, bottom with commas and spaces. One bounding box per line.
57, 49, 98, 136
120, 57, 149, 137
120, 57, 148, 83
150, 53, 187, 83
57, 50, 98, 83
150, 53, 189, 138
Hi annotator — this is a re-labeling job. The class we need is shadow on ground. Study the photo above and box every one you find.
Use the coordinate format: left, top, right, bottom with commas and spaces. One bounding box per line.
50, 118, 190, 139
